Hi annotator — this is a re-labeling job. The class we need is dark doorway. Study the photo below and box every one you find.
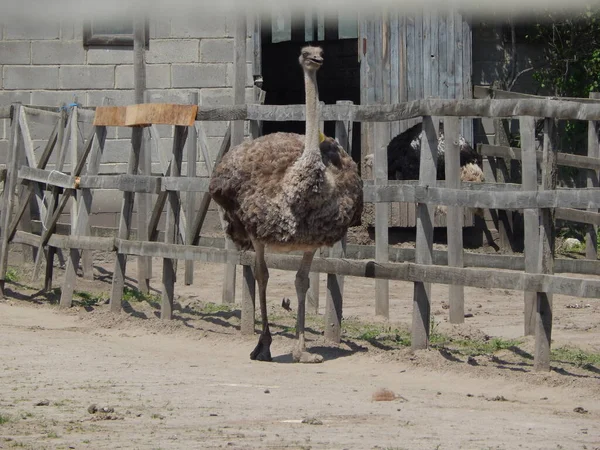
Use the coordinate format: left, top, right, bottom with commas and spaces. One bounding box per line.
259, 12, 361, 163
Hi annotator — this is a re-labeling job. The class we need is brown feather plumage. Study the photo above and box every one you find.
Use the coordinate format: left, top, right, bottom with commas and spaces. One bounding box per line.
209, 133, 363, 252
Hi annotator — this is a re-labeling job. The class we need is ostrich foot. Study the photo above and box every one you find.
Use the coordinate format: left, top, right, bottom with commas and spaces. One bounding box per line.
250, 333, 272, 362
292, 335, 323, 363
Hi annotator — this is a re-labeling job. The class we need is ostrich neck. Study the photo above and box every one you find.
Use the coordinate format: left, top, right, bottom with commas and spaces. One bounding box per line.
304, 70, 320, 157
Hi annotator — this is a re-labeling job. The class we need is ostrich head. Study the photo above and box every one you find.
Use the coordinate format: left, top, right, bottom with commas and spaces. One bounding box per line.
299, 46, 324, 72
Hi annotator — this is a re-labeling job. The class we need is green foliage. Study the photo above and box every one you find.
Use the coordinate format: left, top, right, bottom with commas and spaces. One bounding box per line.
73, 291, 106, 307
526, 7, 600, 154
122, 286, 160, 307
5, 267, 19, 283
0, 413, 11, 425
527, 6, 600, 98
201, 302, 232, 314
552, 345, 600, 368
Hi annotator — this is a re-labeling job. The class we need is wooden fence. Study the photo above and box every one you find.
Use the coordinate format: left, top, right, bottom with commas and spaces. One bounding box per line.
1, 95, 600, 371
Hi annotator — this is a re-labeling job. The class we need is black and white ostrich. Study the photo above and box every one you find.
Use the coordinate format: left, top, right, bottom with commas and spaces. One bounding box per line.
365, 121, 485, 216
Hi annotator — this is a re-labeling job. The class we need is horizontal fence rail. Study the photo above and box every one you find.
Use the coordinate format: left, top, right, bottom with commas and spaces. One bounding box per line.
365, 185, 600, 209
192, 99, 600, 122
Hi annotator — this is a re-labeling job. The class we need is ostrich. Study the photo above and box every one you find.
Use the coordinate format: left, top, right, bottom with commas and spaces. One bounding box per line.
364, 121, 485, 217
209, 46, 363, 363
377, 121, 484, 182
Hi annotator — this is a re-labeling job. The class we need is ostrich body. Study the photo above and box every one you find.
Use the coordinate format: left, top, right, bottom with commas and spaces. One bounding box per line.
384, 121, 483, 182
364, 121, 485, 218
209, 46, 363, 363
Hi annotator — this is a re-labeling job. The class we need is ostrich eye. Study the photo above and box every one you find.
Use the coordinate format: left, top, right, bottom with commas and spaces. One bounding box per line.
302, 52, 308, 58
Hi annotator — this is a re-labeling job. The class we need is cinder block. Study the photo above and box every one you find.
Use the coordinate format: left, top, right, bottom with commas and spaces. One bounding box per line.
0, 41, 31, 65
146, 39, 198, 64
32, 41, 85, 65
4, 66, 59, 89
87, 48, 133, 65
4, 21, 59, 40
115, 64, 171, 89
201, 121, 228, 137
0, 91, 32, 105
59, 65, 114, 89
200, 38, 253, 63
87, 90, 135, 106
60, 22, 74, 40
102, 139, 133, 164
31, 90, 85, 107
146, 89, 198, 103
170, 15, 227, 38
226, 62, 254, 87
172, 63, 228, 88
149, 18, 171, 39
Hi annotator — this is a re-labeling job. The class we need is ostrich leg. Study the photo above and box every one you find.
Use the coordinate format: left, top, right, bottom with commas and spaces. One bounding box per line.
292, 250, 324, 363
249, 240, 272, 361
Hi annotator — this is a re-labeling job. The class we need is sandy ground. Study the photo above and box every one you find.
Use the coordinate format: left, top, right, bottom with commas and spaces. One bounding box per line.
1, 252, 599, 450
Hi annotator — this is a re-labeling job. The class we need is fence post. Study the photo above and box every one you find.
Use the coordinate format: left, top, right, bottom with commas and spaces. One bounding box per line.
110, 127, 143, 312
374, 119, 390, 319
444, 116, 464, 323
0, 104, 21, 298
222, 10, 247, 305
184, 91, 199, 286
411, 116, 438, 350
520, 116, 539, 336
534, 118, 557, 371
324, 101, 352, 343
586, 92, 600, 260
137, 94, 152, 294
161, 126, 187, 320
60, 126, 107, 308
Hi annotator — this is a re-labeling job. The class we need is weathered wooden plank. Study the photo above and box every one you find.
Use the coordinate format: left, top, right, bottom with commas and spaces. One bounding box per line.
586, 92, 600, 260
134, 39, 150, 292
479, 144, 600, 171
115, 240, 600, 299
185, 92, 199, 286
94, 104, 198, 127
324, 111, 351, 343
18, 107, 49, 223
473, 85, 600, 103
223, 12, 247, 308
0, 105, 21, 298
374, 50, 390, 318
6, 122, 59, 243
150, 124, 188, 244
60, 126, 107, 308
32, 108, 72, 281
412, 116, 438, 350
160, 177, 210, 194
162, 126, 187, 320
13, 231, 114, 251
242, 99, 600, 122
520, 116, 539, 336
534, 118, 558, 371
444, 116, 464, 323
18, 167, 76, 189
190, 126, 231, 245
363, 185, 600, 209
110, 124, 143, 313
555, 208, 600, 226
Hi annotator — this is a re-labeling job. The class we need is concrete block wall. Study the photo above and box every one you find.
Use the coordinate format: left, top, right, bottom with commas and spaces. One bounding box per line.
0, 14, 254, 234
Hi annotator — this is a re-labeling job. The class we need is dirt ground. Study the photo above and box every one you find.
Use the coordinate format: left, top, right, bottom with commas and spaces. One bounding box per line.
1, 249, 599, 450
